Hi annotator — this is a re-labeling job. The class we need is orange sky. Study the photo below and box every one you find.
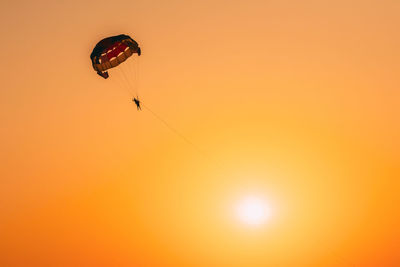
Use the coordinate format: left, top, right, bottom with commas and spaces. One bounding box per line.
1, 1, 399, 266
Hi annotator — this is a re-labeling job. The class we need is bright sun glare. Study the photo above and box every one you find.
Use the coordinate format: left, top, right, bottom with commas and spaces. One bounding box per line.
236, 196, 270, 226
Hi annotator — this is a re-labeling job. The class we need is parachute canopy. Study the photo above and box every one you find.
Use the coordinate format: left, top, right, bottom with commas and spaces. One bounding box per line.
90, 34, 141, 78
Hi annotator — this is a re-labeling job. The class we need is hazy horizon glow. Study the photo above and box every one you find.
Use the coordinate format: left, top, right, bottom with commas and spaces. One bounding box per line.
236, 195, 270, 226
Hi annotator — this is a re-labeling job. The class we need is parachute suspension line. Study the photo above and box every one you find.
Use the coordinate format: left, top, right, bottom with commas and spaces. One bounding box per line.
115, 67, 135, 97
128, 59, 136, 95
112, 68, 126, 90
136, 56, 141, 96
109, 72, 126, 92
125, 55, 139, 96
120, 65, 137, 96
132, 55, 139, 96
109, 75, 133, 99
109, 66, 128, 92
126, 59, 137, 96
140, 102, 208, 157
113, 70, 133, 96
117, 67, 130, 90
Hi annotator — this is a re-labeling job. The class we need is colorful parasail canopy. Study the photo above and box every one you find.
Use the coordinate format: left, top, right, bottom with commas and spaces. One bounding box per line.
90, 34, 141, 79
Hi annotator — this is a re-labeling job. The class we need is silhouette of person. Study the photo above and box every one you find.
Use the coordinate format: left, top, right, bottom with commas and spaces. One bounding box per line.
133, 97, 141, 110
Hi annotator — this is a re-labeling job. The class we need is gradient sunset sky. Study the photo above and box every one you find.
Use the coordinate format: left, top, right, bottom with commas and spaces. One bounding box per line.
1, 1, 399, 266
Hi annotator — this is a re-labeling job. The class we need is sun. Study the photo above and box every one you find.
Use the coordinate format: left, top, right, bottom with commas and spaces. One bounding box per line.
236, 196, 270, 226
